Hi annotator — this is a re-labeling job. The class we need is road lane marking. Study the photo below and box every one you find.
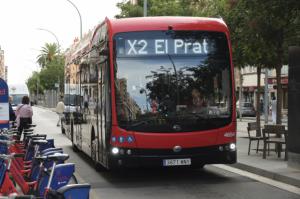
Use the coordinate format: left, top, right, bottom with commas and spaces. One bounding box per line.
214, 164, 300, 195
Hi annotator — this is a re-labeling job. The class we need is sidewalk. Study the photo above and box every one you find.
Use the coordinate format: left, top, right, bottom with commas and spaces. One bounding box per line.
232, 118, 300, 188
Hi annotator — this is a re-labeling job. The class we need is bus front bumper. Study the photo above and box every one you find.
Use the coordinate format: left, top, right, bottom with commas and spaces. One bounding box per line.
108, 144, 236, 169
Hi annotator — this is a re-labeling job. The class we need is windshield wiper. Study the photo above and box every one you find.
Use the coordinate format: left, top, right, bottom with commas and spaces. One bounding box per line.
128, 117, 158, 128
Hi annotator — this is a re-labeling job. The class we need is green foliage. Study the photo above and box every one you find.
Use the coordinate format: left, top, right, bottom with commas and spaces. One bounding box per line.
26, 71, 43, 95
116, 0, 225, 18
116, 1, 143, 18
224, 0, 299, 68
36, 43, 60, 68
27, 43, 64, 95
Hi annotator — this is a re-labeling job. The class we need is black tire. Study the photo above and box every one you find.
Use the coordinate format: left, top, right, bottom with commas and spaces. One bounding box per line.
61, 121, 65, 134
95, 162, 108, 172
71, 123, 79, 152
91, 138, 107, 172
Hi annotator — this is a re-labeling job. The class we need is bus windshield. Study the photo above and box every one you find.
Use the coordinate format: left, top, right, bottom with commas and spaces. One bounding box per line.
114, 31, 232, 132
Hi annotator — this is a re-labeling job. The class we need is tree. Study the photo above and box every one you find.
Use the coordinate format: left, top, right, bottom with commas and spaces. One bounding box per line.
26, 71, 43, 95
39, 54, 64, 92
115, 0, 300, 125
36, 43, 59, 68
27, 43, 64, 95
115, 0, 224, 18
232, 0, 299, 124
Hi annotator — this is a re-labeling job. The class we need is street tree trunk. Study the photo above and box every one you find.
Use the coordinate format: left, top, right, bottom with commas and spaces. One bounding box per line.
256, 65, 261, 135
275, 31, 284, 125
275, 64, 282, 125
275, 42, 284, 125
238, 68, 243, 121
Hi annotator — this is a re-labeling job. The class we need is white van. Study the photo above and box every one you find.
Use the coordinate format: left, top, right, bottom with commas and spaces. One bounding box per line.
8, 84, 30, 111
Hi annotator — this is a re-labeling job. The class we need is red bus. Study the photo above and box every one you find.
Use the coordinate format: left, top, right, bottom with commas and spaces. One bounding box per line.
62, 17, 236, 170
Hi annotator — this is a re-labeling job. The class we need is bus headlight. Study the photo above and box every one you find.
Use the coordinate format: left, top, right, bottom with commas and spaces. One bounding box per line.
127, 149, 132, 155
229, 143, 236, 151
111, 147, 119, 155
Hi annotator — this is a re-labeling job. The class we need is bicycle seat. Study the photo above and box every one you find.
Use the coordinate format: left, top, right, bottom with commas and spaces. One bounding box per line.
56, 183, 91, 199
24, 129, 34, 132
14, 195, 36, 199
27, 135, 47, 139
47, 153, 69, 162
8, 129, 18, 133
23, 132, 34, 136
12, 153, 25, 158
0, 153, 24, 160
41, 147, 63, 154
32, 140, 48, 145
34, 155, 47, 163
30, 134, 47, 138
0, 139, 15, 146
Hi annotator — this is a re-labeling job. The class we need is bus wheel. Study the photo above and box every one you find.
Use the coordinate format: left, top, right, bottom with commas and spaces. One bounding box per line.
71, 123, 79, 152
61, 121, 65, 134
91, 139, 106, 172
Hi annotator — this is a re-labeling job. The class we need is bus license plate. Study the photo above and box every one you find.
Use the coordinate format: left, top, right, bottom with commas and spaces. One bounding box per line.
163, 158, 191, 166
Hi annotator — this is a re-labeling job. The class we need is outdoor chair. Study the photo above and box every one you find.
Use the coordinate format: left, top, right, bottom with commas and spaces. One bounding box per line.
262, 124, 287, 160
247, 122, 263, 155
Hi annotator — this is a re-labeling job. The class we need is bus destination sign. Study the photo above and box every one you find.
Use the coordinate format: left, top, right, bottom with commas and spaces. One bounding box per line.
117, 39, 216, 57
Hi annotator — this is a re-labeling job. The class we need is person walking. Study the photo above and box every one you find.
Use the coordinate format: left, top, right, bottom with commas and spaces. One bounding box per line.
15, 96, 33, 137
271, 96, 277, 124
260, 98, 264, 114
9, 96, 16, 121
56, 96, 65, 127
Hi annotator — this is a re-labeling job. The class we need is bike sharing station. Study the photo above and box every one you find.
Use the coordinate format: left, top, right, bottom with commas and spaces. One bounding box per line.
0, 78, 91, 198
0, 78, 9, 129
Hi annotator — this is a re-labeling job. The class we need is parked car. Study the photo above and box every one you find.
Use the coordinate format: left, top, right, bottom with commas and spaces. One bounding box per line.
236, 101, 256, 117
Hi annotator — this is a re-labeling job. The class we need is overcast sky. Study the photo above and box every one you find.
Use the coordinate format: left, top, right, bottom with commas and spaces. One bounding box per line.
0, 0, 121, 85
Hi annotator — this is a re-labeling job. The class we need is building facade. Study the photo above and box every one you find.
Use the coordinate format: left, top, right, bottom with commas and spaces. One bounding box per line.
235, 65, 288, 112
0, 46, 6, 81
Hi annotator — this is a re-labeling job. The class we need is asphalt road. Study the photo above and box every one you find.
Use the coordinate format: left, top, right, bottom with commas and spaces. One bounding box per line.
32, 106, 299, 199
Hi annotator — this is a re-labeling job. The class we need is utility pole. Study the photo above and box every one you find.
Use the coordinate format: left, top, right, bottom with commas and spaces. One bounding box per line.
238, 68, 243, 121
36, 77, 39, 105
144, 0, 147, 17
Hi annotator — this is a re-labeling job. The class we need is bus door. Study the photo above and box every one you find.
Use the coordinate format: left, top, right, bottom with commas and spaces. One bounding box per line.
98, 63, 105, 163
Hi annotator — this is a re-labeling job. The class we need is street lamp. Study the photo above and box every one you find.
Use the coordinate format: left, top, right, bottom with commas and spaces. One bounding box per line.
144, 0, 147, 17
37, 28, 60, 49
65, 0, 82, 39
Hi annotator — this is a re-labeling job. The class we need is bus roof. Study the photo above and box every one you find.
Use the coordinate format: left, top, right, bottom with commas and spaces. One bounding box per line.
67, 17, 230, 64
108, 17, 229, 35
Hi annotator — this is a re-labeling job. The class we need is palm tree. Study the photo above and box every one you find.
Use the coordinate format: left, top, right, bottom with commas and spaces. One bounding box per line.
36, 43, 59, 68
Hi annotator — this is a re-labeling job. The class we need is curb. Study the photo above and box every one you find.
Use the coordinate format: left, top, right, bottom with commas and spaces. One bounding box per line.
230, 162, 300, 188
237, 117, 288, 123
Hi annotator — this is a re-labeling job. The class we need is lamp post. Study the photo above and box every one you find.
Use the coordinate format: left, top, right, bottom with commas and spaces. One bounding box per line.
65, 0, 82, 39
143, 0, 147, 17
37, 28, 60, 49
